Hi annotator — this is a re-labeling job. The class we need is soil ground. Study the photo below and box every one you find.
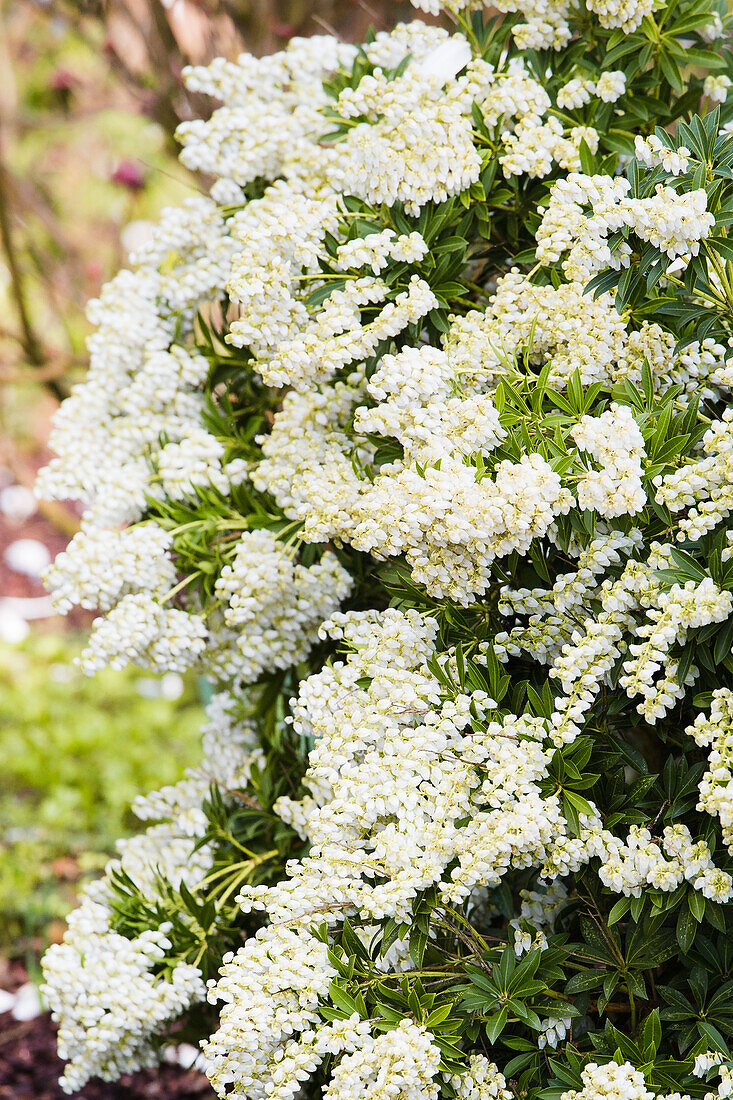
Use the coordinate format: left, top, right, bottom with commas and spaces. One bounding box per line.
0, 962, 213, 1099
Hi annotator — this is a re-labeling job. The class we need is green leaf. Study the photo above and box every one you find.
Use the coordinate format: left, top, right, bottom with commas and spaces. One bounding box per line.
409, 930, 428, 968
585, 268, 622, 300
485, 1007, 508, 1044
598, 972, 620, 1015
608, 897, 632, 926
566, 970, 605, 994
713, 615, 733, 665
668, 547, 706, 581
496, 945, 516, 988
579, 138, 596, 175
628, 930, 678, 968
426, 1003, 455, 1028
706, 900, 727, 933
641, 1008, 662, 1056
688, 891, 705, 923
511, 1001, 542, 1030
707, 236, 733, 265
604, 34, 644, 66
658, 49, 683, 91
563, 789, 596, 817
503, 1052, 536, 1074
329, 981, 358, 1016
676, 902, 697, 953
615, 265, 639, 311
697, 1021, 730, 1052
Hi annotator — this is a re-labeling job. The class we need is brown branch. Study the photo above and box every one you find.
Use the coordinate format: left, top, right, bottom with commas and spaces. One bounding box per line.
0, 353, 85, 384
356, 0, 394, 30
149, 0, 190, 63
0, 141, 65, 402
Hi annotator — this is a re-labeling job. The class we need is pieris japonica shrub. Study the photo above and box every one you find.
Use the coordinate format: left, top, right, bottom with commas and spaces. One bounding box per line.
36, 0, 733, 1096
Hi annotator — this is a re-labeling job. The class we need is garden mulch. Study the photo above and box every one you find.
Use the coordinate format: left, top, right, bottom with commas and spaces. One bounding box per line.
0, 1010, 214, 1099
0, 962, 213, 1099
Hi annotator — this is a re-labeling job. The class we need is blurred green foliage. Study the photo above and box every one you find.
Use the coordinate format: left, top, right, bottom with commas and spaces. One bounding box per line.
0, 632, 203, 954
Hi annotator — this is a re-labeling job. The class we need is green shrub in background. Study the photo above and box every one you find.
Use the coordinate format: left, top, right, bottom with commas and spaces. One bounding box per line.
0, 632, 202, 953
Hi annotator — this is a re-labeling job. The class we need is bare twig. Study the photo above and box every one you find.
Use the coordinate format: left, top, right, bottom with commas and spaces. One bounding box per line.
0, 132, 65, 402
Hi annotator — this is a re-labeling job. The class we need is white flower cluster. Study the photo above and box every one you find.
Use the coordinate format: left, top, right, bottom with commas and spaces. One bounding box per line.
323, 1020, 442, 1100
560, 1061, 686, 1100
443, 272, 687, 391
251, 321, 578, 605
250, 252, 706, 607
205, 597, 733, 1092
511, 880, 568, 955
213, 530, 352, 682
200, 607, 577, 1094
250, 268, 438, 391
655, 408, 733, 540
329, 65, 481, 214
555, 72, 627, 108
204, 924, 338, 1099
695, 1062, 733, 1100
43, 909, 204, 1095
571, 403, 647, 518
34, 204, 244, 677
492, 0, 573, 50
490, 0, 662, 47
597, 823, 733, 900
620, 579, 733, 722
634, 134, 691, 175
539, 783, 733, 902
225, 184, 341, 363
77, 591, 208, 675
36, 274, 219, 526
39, 13, 695, 661
42, 693, 261, 1093
694, 1051, 726, 1077
688, 689, 733, 853
335, 230, 429, 274
705, 74, 732, 103
586, 0, 660, 32
178, 37, 357, 185
500, 116, 599, 178
127, 197, 239, 313
44, 523, 176, 614
537, 172, 715, 282
36, 182, 361, 684
526, 554, 656, 746
446, 1056, 511, 1100
497, 530, 642, 667
207, 971, 451, 1100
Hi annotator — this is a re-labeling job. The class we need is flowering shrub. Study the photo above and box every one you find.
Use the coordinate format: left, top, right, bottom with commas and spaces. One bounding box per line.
36, 1, 733, 1097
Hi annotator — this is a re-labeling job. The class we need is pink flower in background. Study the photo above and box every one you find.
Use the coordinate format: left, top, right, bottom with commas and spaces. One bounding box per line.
111, 160, 146, 190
